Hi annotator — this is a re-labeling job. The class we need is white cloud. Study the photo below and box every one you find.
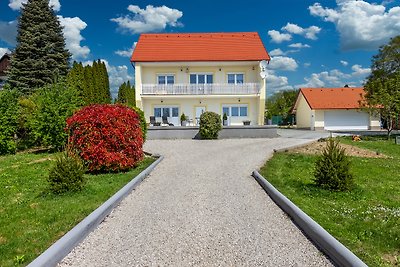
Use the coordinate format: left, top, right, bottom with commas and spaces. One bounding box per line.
309, 0, 400, 50
296, 65, 370, 88
58, 16, 90, 60
115, 42, 137, 58
269, 48, 285, 56
266, 70, 294, 94
111, 5, 183, 34
268, 56, 298, 71
268, 30, 292, 43
351, 64, 371, 76
281, 23, 321, 40
9, 0, 61, 11
288, 43, 311, 48
83, 59, 134, 99
340, 60, 349, 66
0, 48, 11, 58
0, 20, 17, 46
304, 62, 311, 68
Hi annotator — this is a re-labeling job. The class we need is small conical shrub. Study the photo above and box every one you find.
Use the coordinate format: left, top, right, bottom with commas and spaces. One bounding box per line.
48, 150, 86, 194
313, 138, 354, 191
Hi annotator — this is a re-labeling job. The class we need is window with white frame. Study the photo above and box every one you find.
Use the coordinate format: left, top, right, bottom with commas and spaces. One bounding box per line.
222, 104, 248, 117
157, 74, 174, 85
190, 73, 213, 84
154, 106, 179, 118
227, 73, 244, 84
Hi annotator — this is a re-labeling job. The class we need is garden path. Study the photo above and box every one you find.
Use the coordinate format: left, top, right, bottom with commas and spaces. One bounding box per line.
59, 138, 333, 266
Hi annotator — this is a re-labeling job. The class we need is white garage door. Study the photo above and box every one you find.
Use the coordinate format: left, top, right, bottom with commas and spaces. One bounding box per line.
324, 110, 369, 130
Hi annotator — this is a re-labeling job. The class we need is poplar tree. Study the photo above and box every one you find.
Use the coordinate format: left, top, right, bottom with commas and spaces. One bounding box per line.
117, 81, 135, 107
67, 60, 111, 105
7, 0, 71, 95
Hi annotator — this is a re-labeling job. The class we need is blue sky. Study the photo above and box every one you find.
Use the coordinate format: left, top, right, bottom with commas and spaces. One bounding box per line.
1, 0, 400, 96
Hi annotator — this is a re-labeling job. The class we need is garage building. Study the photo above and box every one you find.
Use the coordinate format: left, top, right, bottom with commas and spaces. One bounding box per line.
292, 87, 380, 131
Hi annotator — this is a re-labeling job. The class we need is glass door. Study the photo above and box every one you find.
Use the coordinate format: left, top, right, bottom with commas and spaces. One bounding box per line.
190, 74, 213, 94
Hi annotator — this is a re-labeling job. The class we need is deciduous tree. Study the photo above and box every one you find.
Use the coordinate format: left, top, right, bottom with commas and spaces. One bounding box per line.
363, 36, 400, 139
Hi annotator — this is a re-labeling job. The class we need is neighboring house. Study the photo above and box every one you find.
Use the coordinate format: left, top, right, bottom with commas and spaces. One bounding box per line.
0, 53, 11, 89
292, 87, 380, 130
130, 32, 270, 126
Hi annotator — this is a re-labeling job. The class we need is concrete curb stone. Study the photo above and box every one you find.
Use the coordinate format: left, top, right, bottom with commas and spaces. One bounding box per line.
252, 170, 367, 267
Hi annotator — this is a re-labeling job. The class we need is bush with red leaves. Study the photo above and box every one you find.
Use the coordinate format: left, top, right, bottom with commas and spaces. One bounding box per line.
66, 104, 144, 173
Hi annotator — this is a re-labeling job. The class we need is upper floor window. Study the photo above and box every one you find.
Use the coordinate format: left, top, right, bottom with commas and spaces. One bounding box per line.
158, 74, 174, 85
190, 74, 213, 84
227, 73, 244, 84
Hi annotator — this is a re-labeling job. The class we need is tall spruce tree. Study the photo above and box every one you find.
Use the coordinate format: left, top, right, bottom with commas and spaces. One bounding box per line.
7, 0, 71, 95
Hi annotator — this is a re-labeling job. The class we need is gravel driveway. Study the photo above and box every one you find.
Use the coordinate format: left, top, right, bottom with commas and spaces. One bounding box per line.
59, 138, 333, 267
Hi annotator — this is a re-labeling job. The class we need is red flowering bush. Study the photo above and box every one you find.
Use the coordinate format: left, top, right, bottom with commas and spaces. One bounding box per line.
66, 104, 144, 173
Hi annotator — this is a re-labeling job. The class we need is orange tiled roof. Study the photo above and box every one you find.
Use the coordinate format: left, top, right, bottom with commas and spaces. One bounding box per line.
300, 87, 365, 109
131, 32, 270, 62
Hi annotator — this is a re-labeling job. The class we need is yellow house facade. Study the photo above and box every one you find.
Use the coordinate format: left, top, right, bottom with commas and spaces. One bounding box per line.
131, 32, 270, 126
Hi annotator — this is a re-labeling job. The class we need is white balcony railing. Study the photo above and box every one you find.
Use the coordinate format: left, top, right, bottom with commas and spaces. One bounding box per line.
141, 83, 260, 95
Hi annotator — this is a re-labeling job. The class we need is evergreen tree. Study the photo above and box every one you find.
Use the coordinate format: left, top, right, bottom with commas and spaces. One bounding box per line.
125, 81, 135, 107
117, 81, 135, 107
67, 60, 111, 105
98, 60, 111, 104
117, 82, 127, 104
7, 0, 71, 95
67, 61, 85, 99
83, 65, 95, 104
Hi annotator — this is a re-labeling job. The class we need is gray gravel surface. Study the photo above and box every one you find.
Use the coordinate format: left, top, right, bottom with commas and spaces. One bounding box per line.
59, 138, 333, 267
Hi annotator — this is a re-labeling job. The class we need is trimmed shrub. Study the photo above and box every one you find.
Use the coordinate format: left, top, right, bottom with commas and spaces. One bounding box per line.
27, 81, 82, 150
199, 111, 222, 139
48, 150, 86, 194
66, 104, 144, 173
314, 138, 354, 191
132, 106, 147, 142
0, 89, 19, 155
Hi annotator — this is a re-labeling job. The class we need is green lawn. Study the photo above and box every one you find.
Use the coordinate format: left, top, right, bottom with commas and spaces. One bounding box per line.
260, 137, 400, 267
0, 152, 155, 266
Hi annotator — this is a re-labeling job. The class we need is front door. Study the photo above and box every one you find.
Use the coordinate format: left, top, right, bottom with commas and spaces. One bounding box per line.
195, 106, 206, 125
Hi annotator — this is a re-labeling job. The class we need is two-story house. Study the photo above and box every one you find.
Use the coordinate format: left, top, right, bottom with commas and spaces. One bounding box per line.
130, 32, 270, 126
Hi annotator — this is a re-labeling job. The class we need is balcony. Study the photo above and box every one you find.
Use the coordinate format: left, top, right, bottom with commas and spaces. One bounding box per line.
141, 83, 260, 96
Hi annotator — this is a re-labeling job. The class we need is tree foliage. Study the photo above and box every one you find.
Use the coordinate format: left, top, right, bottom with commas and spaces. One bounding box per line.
0, 89, 19, 155
27, 81, 82, 150
364, 36, 400, 138
117, 81, 135, 107
67, 60, 111, 105
265, 89, 298, 124
7, 0, 71, 95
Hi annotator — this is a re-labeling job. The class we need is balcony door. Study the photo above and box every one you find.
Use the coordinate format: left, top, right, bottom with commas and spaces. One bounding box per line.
190, 73, 213, 94
154, 106, 179, 126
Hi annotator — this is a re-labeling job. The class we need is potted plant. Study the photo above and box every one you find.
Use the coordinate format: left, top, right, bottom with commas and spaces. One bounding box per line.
180, 113, 187, 126
243, 120, 251, 126
222, 113, 228, 126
